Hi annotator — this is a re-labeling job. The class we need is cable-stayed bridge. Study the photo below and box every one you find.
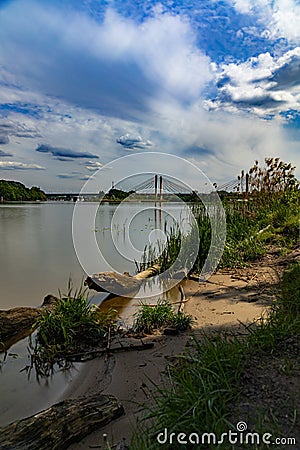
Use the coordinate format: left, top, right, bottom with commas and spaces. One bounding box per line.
118, 174, 195, 197
46, 174, 245, 201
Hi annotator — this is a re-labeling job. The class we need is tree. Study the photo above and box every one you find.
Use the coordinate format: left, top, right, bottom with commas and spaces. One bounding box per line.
0, 180, 47, 202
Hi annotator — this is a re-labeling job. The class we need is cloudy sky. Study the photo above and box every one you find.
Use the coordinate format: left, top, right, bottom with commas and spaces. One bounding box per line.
0, 0, 299, 191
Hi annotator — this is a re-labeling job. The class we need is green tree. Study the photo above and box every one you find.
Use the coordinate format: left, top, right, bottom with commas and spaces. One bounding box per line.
0, 180, 47, 202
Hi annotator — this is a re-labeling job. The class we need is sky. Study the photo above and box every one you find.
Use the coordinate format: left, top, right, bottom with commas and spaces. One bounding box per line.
0, 0, 299, 192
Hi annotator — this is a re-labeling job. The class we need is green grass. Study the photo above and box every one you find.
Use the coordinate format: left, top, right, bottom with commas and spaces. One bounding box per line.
131, 187, 299, 447
133, 299, 193, 334
31, 283, 118, 376
136, 226, 183, 274
246, 262, 300, 351
130, 262, 300, 449
136, 217, 211, 276
130, 334, 244, 450
221, 190, 299, 267
136, 190, 299, 274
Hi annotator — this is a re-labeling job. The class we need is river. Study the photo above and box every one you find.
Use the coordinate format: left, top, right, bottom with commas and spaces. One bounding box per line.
0, 201, 190, 426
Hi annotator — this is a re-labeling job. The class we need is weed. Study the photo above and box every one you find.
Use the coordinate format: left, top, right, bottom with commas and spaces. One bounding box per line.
31, 282, 118, 376
133, 299, 193, 334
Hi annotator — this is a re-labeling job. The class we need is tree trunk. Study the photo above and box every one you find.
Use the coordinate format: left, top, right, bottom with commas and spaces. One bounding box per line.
0, 394, 124, 450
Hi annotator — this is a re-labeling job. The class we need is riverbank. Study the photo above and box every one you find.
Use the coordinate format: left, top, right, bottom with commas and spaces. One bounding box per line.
66, 247, 300, 449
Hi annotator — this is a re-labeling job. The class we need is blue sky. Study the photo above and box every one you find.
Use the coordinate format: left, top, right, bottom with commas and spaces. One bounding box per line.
0, 0, 299, 191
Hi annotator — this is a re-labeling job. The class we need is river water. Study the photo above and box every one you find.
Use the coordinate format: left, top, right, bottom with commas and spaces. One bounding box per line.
0, 201, 190, 426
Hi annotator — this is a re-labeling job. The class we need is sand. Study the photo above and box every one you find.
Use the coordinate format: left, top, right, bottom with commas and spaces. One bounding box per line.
66, 248, 299, 449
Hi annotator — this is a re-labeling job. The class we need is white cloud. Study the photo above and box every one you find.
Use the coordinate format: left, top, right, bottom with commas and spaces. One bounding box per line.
230, 0, 300, 41
145, 92, 290, 182
0, 2, 212, 120
116, 133, 153, 150
0, 161, 45, 170
209, 47, 300, 115
85, 161, 104, 171
0, 0, 299, 189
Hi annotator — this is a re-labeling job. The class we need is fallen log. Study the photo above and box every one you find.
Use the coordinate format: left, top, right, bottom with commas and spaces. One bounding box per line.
0, 295, 59, 351
0, 393, 124, 450
85, 264, 161, 296
85, 271, 142, 296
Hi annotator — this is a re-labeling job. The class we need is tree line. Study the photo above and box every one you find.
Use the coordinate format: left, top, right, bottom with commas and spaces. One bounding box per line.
0, 180, 47, 202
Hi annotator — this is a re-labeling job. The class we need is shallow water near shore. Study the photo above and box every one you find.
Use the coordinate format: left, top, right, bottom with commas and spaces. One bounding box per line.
0, 201, 186, 426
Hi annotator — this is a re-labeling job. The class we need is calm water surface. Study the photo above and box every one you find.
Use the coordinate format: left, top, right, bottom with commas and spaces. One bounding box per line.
0, 203, 85, 309
0, 201, 188, 426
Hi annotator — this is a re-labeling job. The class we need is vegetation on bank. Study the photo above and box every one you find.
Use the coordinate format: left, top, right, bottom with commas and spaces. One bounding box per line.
129, 158, 299, 449
103, 188, 135, 202
102, 188, 202, 203
30, 290, 192, 376
31, 284, 118, 377
130, 262, 300, 450
0, 179, 47, 202
137, 158, 299, 274
133, 299, 193, 334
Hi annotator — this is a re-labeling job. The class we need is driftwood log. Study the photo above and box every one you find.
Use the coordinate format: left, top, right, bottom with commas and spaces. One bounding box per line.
85, 264, 161, 296
0, 295, 59, 351
0, 393, 124, 450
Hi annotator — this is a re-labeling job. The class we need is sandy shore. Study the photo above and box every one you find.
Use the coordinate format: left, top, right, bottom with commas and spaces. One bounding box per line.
66, 249, 299, 449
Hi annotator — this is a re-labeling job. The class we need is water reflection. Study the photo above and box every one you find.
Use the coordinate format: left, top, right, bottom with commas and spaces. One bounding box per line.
0, 202, 187, 427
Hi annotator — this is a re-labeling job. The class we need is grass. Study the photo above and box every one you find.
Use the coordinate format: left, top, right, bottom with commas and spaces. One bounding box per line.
133, 299, 193, 334
136, 217, 212, 276
131, 334, 245, 450
246, 262, 300, 351
135, 226, 183, 274
220, 190, 299, 267
137, 190, 299, 274
130, 262, 300, 449
31, 283, 118, 377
